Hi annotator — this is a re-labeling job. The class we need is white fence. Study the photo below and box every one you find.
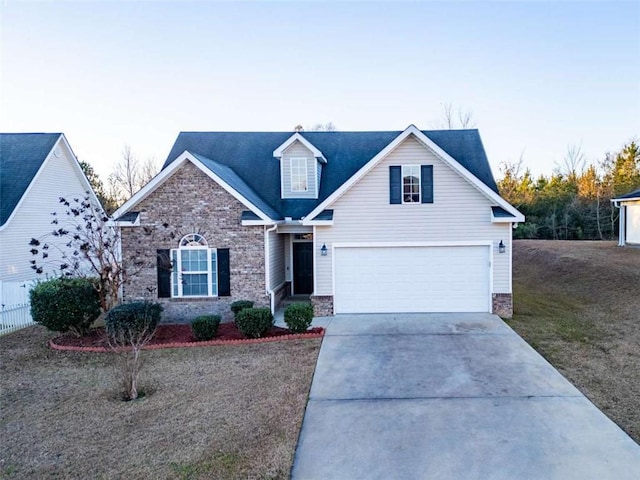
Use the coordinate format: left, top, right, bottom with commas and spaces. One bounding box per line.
0, 280, 36, 335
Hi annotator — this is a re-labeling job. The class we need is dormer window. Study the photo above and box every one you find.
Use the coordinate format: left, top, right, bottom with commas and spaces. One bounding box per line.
291, 157, 309, 192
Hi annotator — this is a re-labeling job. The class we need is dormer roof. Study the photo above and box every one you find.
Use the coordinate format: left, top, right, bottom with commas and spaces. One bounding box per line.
273, 132, 327, 163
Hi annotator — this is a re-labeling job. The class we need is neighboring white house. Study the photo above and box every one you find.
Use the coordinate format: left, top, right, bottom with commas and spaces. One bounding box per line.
612, 188, 640, 246
0, 133, 100, 290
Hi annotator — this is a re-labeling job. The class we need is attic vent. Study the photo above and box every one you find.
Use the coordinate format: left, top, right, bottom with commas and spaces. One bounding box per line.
54, 148, 61, 157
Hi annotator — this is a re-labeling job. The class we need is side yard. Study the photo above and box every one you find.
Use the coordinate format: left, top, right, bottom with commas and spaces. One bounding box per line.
507, 240, 639, 443
0, 327, 321, 479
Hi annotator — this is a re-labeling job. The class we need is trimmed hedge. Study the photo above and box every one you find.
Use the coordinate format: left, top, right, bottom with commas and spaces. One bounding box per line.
234, 307, 273, 338
104, 302, 162, 344
29, 277, 100, 336
284, 303, 314, 333
191, 315, 221, 341
230, 300, 254, 318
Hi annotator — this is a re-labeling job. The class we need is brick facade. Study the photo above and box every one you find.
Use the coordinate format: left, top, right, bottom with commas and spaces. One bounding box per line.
310, 295, 334, 317
492, 293, 513, 319
121, 161, 268, 322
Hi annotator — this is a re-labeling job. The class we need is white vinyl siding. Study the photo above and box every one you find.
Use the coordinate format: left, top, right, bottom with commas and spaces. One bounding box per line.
281, 141, 318, 199
314, 135, 511, 296
625, 202, 640, 244
268, 228, 285, 289
0, 139, 93, 283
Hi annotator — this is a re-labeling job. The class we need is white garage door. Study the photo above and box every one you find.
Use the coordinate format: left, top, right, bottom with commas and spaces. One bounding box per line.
334, 245, 490, 313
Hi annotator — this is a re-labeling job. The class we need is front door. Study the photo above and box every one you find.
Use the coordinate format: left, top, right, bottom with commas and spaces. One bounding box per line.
293, 242, 314, 294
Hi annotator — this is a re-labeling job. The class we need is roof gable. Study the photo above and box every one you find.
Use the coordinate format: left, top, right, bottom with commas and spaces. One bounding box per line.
0, 133, 62, 226
112, 152, 279, 223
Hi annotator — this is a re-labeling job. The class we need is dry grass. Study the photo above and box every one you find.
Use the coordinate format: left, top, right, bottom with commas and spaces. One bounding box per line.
0, 327, 321, 479
507, 240, 640, 443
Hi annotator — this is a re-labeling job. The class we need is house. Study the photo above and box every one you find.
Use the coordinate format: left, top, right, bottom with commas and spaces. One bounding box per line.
612, 188, 640, 246
0, 133, 100, 290
112, 125, 524, 321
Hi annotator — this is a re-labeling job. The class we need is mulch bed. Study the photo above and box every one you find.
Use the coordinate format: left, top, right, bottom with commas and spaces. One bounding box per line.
49, 323, 324, 352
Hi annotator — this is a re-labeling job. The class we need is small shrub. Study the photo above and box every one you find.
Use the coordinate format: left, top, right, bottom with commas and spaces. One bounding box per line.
104, 301, 162, 401
104, 302, 163, 343
29, 277, 101, 336
230, 300, 254, 318
284, 303, 314, 333
191, 315, 221, 341
234, 307, 273, 338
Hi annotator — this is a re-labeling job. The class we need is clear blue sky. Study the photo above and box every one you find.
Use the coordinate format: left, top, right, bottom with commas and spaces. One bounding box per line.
1, 1, 638, 181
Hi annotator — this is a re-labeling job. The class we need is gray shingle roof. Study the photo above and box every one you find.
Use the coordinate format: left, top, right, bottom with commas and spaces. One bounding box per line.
1, 133, 61, 226
164, 130, 498, 220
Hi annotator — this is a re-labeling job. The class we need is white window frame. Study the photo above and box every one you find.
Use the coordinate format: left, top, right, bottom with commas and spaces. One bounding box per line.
402, 165, 421, 204
290, 157, 309, 192
171, 234, 218, 298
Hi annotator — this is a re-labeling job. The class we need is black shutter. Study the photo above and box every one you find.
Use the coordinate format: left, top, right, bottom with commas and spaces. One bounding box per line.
389, 166, 401, 204
421, 165, 434, 204
156, 249, 171, 298
217, 248, 231, 297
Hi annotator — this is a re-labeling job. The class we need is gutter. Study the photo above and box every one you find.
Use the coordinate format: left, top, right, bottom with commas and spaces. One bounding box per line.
611, 199, 625, 246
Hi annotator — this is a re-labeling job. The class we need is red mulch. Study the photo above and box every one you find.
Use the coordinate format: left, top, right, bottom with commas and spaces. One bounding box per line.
49, 323, 324, 352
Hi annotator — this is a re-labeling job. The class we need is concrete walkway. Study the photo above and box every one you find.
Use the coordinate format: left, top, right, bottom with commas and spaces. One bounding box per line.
291, 313, 640, 479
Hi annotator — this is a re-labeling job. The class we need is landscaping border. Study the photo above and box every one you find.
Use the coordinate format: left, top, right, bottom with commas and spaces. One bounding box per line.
49, 328, 325, 353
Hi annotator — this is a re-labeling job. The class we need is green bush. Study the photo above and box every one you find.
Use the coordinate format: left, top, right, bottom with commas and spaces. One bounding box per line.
284, 303, 314, 333
230, 300, 254, 318
29, 277, 101, 336
234, 307, 273, 338
104, 302, 162, 344
191, 315, 221, 341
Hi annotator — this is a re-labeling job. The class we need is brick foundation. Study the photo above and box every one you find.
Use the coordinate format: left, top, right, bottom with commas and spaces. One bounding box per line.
311, 295, 334, 317
121, 161, 268, 323
492, 293, 513, 319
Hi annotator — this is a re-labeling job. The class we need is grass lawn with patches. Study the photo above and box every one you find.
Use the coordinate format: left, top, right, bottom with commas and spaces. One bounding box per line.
0, 326, 321, 479
507, 240, 640, 443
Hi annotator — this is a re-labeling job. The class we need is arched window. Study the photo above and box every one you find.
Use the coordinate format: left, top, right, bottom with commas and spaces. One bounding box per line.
171, 234, 218, 297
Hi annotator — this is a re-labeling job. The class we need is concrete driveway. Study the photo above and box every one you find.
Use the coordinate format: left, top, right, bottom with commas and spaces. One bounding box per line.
291, 313, 640, 479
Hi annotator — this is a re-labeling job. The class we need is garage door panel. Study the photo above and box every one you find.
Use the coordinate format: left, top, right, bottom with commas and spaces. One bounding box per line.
334, 246, 490, 313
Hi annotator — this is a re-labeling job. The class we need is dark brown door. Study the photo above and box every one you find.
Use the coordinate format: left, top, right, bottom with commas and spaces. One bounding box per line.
293, 242, 314, 294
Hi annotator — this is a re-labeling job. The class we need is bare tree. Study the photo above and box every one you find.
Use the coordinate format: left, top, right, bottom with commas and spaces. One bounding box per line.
559, 144, 586, 184
308, 122, 337, 132
431, 102, 476, 129
108, 146, 159, 206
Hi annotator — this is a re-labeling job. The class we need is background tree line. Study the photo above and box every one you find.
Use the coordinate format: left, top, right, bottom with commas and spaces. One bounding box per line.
498, 141, 640, 240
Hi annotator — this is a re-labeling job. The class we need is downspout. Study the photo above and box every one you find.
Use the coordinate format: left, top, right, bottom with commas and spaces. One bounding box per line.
612, 200, 625, 247
264, 224, 278, 314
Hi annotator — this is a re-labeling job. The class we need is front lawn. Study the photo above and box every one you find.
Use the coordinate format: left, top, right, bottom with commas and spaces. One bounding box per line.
0, 326, 321, 479
507, 240, 640, 443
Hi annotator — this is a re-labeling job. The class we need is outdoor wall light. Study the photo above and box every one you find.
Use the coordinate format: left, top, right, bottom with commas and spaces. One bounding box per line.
498, 240, 506, 254
321, 243, 328, 256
